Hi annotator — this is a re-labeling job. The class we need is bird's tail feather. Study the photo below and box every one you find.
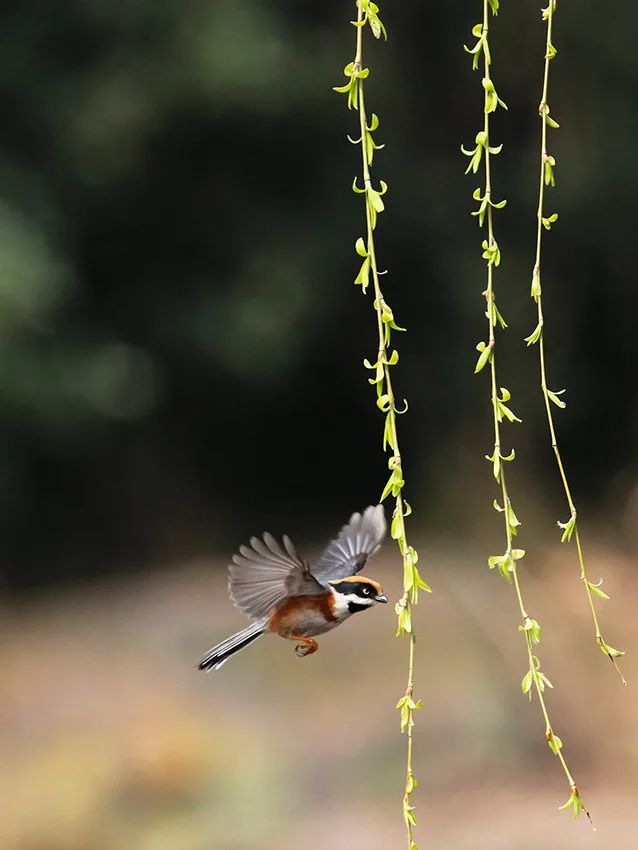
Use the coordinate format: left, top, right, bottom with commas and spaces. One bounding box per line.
197, 620, 266, 671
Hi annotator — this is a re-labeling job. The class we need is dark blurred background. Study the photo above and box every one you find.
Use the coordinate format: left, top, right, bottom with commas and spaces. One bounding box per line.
1, 2, 637, 849
1, 0, 637, 591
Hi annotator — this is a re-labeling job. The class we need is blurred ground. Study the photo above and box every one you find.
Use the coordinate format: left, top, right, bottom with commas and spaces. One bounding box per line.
1, 0, 638, 587
2, 537, 636, 850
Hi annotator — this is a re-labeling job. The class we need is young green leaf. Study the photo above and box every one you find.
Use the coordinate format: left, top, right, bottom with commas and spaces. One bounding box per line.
547, 389, 566, 408
531, 266, 542, 300
547, 733, 563, 755
542, 212, 559, 230
521, 669, 533, 698
474, 341, 491, 374
355, 236, 368, 257
558, 789, 587, 819
557, 514, 576, 543
524, 321, 543, 346
587, 578, 610, 601
599, 640, 625, 659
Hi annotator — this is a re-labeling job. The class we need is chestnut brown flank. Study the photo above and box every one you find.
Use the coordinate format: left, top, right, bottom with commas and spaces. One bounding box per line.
268, 593, 336, 633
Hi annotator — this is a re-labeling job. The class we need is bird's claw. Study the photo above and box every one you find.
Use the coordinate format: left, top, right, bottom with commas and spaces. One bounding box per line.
294, 638, 318, 657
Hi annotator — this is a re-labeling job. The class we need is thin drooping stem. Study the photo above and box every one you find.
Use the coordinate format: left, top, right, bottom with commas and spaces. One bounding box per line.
354, 18, 418, 848
529, 0, 625, 685
464, 0, 591, 822
334, 4, 427, 846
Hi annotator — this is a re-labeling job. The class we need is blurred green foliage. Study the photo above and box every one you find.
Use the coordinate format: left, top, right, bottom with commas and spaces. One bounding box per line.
0, 1, 636, 588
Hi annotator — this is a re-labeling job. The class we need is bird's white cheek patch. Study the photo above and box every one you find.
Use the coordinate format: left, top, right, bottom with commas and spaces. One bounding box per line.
330, 593, 351, 618
331, 593, 374, 618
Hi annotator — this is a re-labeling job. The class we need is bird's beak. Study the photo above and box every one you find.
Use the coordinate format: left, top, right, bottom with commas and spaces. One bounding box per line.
376, 594, 388, 604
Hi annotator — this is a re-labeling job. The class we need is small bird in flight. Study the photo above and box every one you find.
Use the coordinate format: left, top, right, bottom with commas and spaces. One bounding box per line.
198, 505, 387, 671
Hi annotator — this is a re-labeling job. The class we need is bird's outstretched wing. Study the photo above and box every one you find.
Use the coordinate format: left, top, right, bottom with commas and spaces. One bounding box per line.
229, 532, 324, 621
310, 505, 386, 583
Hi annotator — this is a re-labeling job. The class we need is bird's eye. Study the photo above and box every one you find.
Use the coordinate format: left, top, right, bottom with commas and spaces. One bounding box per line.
362, 587, 370, 595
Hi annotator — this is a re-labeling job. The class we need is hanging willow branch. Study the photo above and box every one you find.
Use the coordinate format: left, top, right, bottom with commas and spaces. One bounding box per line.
525, 0, 626, 685
463, 0, 591, 822
334, 2, 429, 847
